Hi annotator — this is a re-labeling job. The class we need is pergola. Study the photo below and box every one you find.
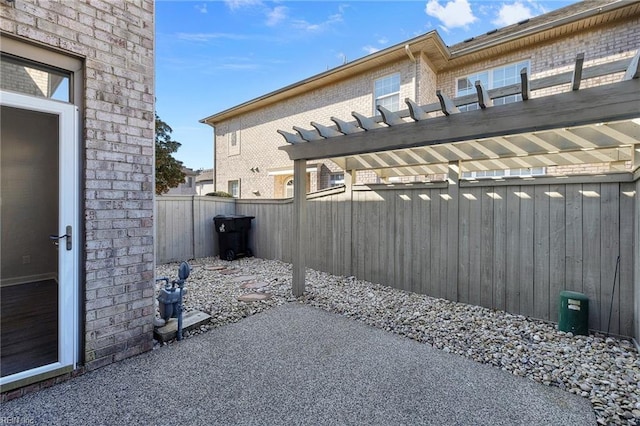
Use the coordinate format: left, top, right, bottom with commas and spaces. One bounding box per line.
278, 52, 640, 297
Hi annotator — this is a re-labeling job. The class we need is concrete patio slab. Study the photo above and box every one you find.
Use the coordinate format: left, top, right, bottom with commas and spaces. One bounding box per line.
1, 303, 595, 425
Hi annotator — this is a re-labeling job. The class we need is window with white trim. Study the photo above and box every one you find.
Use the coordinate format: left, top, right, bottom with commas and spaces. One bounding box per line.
456, 60, 530, 112
228, 180, 240, 197
284, 178, 294, 198
374, 73, 400, 113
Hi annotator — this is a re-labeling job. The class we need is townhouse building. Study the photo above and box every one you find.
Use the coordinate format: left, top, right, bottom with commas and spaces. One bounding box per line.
201, 0, 640, 199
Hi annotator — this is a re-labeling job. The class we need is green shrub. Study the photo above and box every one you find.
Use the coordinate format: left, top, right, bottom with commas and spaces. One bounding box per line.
206, 191, 233, 198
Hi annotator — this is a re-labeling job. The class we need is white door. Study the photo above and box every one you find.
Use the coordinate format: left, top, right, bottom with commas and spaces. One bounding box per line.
0, 90, 79, 387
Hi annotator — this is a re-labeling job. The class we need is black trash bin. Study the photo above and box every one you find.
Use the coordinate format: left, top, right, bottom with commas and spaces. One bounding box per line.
214, 215, 254, 261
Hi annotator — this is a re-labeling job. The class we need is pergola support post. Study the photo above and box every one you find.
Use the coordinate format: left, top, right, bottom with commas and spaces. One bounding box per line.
292, 159, 307, 297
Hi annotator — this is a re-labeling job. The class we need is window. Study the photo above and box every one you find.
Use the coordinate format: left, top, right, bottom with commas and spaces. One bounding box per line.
186, 177, 193, 187
285, 178, 294, 198
456, 61, 529, 112
228, 180, 239, 197
374, 73, 400, 113
329, 173, 344, 187
462, 167, 545, 179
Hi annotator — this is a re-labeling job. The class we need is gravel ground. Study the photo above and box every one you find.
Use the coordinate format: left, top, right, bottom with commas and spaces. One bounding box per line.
156, 257, 640, 425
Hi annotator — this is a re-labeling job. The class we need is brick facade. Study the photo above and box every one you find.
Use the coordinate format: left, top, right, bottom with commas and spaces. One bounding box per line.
208, 11, 638, 198
214, 60, 418, 198
1, 0, 155, 392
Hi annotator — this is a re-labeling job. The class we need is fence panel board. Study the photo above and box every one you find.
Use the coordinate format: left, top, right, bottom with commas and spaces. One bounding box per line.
505, 187, 521, 314
429, 190, 443, 297
480, 187, 494, 310
548, 185, 566, 323
534, 185, 550, 321
468, 187, 482, 307
565, 185, 583, 292
492, 186, 507, 312
600, 183, 620, 335
582, 183, 602, 330
519, 186, 535, 318
458, 189, 471, 304
619, 182, 636, 337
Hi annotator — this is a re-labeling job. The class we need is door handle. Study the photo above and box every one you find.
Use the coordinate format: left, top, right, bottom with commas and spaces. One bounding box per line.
49, 225, 72, 250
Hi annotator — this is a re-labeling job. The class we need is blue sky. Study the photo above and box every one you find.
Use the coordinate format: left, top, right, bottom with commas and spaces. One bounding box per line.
156, 0, 576, 170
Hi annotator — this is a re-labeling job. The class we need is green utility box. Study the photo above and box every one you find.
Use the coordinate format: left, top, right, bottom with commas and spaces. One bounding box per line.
558, 291, 589, 335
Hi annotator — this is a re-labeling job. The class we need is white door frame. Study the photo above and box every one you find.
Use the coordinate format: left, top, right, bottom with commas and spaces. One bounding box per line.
0, 90, 80, 387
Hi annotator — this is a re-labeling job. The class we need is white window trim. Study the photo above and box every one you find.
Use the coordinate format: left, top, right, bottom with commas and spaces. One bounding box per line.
456, 60, 530, 98
285, 177, 294, 198
373, 72, 401, 114
228, 179, 240, 198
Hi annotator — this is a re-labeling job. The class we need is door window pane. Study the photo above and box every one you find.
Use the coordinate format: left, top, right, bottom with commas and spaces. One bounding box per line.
1, 54, 71, 102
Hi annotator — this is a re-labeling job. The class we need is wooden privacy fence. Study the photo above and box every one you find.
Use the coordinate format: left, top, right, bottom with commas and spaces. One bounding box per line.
157, 174, 638, 336
156, 196, 235, 263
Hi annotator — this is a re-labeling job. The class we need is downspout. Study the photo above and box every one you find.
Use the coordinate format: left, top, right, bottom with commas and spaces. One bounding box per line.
212, 125, 217, 192
405, 45, 418, 101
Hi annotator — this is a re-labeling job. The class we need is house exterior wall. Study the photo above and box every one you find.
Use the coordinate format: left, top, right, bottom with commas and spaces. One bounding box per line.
214, 58, 417, 198
165, 169, 198, 195
0, 0, 156, 388
210, 16, 638, 197
437, 19, 639, 98
437, 18, 639, 177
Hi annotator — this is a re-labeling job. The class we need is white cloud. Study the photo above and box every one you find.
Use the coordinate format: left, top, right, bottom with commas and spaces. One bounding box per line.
194, 3, 207, 14
224, 0, 263, 11
291, 19, 321, 31
362, 45, 380, 55
176, 33, 250, 42
425, 0, 477, 29
266, 6, 288, 27
492, 1, 534, 27
377, 37, 389, 45
290, 8, 343, 33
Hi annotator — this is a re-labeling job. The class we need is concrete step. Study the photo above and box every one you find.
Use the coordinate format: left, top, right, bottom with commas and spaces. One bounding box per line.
154, 310, 211, 342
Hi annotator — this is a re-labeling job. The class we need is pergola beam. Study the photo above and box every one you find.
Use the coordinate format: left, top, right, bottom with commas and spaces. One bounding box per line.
280, 79, 640, 161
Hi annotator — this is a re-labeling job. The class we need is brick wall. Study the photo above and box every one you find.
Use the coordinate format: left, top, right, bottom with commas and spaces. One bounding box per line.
1, 0, 155, 378
214, 59, 416, 198
438, 18, 640, 98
